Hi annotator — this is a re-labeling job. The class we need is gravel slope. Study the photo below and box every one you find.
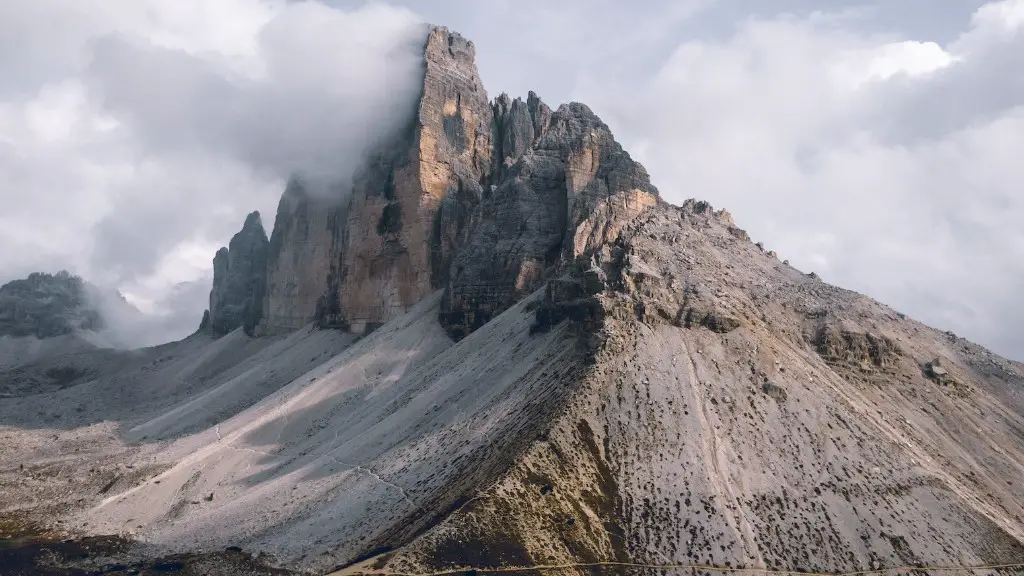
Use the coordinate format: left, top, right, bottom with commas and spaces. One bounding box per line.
2, 203, 1022, 575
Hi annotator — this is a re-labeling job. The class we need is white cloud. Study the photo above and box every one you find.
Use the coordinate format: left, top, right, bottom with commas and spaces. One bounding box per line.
833, 41, 956, 89
0, 0, 425, 345
970, 0, 1024, 35
578, 0, 1024, 358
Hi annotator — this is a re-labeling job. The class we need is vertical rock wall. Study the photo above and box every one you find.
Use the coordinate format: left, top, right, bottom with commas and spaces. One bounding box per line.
239, 25, 661, 339
332, 28, 494, 333
207, 211, 269, 336
259, 27, 495, 335
259, 181, 341, 335
439, 100, 660, 339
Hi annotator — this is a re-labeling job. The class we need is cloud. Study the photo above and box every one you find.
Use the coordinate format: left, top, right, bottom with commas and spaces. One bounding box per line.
3, 0, 1022, 360
0, 0, 426, 345
86, 2, 424, 190
575, 0, 1024, 359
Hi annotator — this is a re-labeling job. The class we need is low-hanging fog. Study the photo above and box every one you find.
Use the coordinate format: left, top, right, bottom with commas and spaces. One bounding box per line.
0, 0, 426, 346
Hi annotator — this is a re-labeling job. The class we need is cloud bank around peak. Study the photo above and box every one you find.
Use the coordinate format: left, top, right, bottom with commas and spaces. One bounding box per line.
87, 2, 426, 192
0, 0, 428, 346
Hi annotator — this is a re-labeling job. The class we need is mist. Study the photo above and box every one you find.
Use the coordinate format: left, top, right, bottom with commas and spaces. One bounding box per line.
86, 278, 211, 349
86, 2, 427, 198
0, 0, 430, 348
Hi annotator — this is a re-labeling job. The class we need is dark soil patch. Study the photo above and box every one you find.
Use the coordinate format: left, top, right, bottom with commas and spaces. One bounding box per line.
0, 519, 292, 576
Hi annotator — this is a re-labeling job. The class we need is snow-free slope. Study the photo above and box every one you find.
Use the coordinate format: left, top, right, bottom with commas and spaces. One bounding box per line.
362, 202, 1024, 575
65, 291, 587, 572
3, 212, 1024, 576
0, 323, 354, 551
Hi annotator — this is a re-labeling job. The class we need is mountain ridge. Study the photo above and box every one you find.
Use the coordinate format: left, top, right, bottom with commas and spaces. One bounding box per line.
0, 23, 1022, 576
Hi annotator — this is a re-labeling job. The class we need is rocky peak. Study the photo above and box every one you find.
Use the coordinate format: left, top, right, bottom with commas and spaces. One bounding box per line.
491, 91, 552, 179
234, 25, 662, 341
257, 25, 494, 335
206, 211, 269, 336
0, 270, 104, 338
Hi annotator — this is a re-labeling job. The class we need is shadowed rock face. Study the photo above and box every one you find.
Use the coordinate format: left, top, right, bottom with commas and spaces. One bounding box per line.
440, 98, 660, 339
208, 212, 269, 337
260, 179, 341, 335
0, 271, 104, 338
258, 27, 495, 336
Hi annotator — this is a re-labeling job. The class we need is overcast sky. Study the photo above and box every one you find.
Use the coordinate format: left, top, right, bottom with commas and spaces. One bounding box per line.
1, 0, 1022, 359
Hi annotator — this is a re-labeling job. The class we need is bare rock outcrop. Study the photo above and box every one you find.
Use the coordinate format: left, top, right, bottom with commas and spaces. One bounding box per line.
253, 26, 661, 340
258, 27, 493, 335
206, 211, 269, 336
330, 27, 494, 333
439, 99, 660, 338
260, 179, 342, 334
0, 271, 104, 338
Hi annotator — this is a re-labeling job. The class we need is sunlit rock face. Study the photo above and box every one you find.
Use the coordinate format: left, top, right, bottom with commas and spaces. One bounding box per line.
258, 27, 494, 336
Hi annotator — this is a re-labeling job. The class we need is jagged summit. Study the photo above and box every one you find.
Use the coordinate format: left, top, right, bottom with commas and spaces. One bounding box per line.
2, 25, 1022, 576
208, 24, 659, 343
205, 210, 269, 337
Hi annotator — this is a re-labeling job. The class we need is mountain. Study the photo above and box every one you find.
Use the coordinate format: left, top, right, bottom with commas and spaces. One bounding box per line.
248, 27, 656, 339
0, 270, 104, 339
0, 271, 153, 398
1, 25, 1022, 576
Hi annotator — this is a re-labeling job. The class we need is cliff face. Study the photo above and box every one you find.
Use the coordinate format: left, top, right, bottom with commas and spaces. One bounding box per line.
330, 28, 494, 333
255, 26, 660, 339
440, 98, 660, 338
258, 27, 495, 335
207, 211, 269, 336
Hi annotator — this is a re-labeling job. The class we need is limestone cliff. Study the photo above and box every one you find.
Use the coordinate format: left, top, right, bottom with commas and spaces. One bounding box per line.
206, 211, 269, 336
259, 26, 494, 335
440, 99, 660, 338
259, 179, 341, 335
256, 25, 660, 339
330, 27, 493, 333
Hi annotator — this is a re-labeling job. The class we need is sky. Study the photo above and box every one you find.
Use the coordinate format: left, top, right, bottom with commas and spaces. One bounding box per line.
1, 0, 1022, 359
